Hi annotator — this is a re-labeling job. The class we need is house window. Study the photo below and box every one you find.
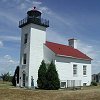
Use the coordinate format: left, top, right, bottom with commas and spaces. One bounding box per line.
73, 65, 77, 76
23, 54, 27, 64
83, 65, 87, 75
61, 82, 66, 88
83, 83, 87, 86
24, 34, 28, 44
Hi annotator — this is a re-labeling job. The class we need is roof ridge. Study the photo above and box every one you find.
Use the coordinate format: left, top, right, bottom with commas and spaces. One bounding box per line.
46, 41, 79, 50
46, 41, 70, 47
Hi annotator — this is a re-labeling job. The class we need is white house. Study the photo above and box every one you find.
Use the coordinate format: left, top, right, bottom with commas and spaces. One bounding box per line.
19, 8, 92, 88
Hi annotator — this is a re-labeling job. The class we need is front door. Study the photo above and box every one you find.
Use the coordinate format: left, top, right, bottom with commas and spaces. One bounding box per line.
23, 73, 26, 87
31, 76, 34, 88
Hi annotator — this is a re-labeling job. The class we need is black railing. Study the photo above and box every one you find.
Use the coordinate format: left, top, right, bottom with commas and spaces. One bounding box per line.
19, 17, 49, 28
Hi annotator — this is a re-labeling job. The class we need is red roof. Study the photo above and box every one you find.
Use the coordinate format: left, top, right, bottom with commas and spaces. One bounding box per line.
45, 41, 92, 61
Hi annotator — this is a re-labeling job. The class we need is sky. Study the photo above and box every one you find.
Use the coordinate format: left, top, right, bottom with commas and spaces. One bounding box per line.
0, 0, 100, 75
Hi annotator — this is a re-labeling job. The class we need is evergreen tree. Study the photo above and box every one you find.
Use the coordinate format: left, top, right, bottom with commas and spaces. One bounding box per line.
46, 61, 60, 90
12, 66, 19, 86
37, 60, 47, 89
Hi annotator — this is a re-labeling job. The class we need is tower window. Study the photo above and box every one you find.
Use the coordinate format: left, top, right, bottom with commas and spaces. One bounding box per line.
24, 34, 28, 44
73, 64, 77, 76
23, 54, 27, 64
83, 65, 87, 75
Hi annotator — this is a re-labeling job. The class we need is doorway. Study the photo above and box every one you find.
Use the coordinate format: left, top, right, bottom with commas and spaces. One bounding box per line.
23, 73, 26, 87
31, 76, 34, 88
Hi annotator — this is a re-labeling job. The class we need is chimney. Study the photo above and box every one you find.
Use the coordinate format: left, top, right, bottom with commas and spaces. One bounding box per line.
68, 38, 77, 49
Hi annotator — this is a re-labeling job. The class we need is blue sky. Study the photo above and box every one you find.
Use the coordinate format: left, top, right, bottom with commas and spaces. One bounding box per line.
0, 0, 100, 75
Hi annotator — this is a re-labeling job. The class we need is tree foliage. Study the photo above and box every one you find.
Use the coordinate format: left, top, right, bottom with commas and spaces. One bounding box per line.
1, 72, 12, 82
37, 60, 60, 90
37, 60, 47, 89
91, 81, 97, 86
46, 61, 60, 90
12, 66, 19, 86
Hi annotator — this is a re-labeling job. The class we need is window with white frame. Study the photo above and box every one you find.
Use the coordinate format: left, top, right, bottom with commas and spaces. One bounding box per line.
24, 34, 28, 44
83, 65, 87, 75
61, 82, 66, 88
73, 64, 77, 76
23, 54, 27, 64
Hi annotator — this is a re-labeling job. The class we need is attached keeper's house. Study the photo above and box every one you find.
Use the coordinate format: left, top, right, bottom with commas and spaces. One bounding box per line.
19, 7, 92, 88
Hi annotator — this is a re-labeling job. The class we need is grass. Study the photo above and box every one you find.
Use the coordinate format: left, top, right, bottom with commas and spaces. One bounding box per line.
0, 81, 14, 89
0, 81, 100, 100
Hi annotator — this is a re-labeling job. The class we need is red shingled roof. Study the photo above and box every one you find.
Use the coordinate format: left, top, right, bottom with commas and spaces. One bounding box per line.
45, 41, 92, 61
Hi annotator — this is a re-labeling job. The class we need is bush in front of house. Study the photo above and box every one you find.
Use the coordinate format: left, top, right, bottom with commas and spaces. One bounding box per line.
45, 61, 60, 90
91, 81, 97, 86
37, 60, 60, 90
37, 60, 47, 89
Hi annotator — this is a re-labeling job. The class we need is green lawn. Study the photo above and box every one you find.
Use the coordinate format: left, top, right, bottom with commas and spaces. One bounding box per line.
0, 81, 14, 89
0, 81, 100, 100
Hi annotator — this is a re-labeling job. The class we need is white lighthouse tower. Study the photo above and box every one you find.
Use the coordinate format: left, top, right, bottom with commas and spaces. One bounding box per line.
19, 7, 49, 88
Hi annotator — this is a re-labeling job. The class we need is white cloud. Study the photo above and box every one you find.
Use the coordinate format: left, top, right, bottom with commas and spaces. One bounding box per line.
0, 35, 20, 42
19, 3, 26, 9
0, 11, 19, 25
0, 0, 73, 29
4, 55, 12, 61
47, 29, 67, 45
0, 55, 18, 64
0, 41, 3, 48
13, 0, 43, 11
77, 40, 98, 60
32, 1, 42, 6
39, 6, 48, 12
2, 0, 68, 28
27, 1, 42, 11
0, 55, 19, 75
48, 11, 72, 26
77, 40, 100, 74
91, 60, 100, 74
27, 1, 50, 14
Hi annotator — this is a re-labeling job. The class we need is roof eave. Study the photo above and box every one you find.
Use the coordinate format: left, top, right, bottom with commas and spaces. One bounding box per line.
56, 54, 92, 61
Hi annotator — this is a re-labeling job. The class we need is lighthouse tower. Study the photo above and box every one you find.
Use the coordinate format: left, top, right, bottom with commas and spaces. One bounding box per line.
19, 7, 49, 88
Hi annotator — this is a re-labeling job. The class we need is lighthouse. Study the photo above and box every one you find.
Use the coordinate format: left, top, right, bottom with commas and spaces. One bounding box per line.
19, 7, 49, 88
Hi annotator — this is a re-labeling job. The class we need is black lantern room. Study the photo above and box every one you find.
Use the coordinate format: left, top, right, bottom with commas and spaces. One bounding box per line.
27, 7, 41, 18
19, 7, 49, 28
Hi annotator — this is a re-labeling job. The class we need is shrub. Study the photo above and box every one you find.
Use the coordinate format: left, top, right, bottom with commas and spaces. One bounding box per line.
1, 72, 12, 82
37, 60, 60, 90
37, 60, 47, 89
45, 61, 60, 90
91, 81, 97, 86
